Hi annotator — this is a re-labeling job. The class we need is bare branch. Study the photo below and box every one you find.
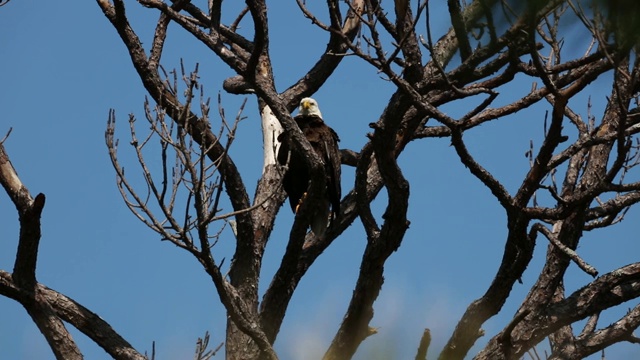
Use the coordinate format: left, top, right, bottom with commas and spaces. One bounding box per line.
415, 329, 431, 360
0, 271, 146, 360
532, 223, 598, 277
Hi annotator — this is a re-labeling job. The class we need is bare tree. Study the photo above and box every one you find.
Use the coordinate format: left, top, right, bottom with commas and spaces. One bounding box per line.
3, 0, 640, 359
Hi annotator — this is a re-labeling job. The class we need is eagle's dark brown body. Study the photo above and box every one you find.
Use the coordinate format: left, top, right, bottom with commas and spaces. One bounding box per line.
277, 113, 341, 236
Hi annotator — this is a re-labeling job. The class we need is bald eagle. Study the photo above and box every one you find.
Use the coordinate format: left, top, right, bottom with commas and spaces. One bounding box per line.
277, 97, 341, 237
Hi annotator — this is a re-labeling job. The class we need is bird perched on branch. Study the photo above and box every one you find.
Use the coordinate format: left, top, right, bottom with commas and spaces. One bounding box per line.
277, 97, 341, 237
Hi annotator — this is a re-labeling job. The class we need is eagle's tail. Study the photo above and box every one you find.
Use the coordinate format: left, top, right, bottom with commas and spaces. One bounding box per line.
310, 198, 331, 238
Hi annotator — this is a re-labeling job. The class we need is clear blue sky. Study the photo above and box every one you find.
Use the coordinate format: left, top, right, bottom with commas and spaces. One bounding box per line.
1, 1, 638, 359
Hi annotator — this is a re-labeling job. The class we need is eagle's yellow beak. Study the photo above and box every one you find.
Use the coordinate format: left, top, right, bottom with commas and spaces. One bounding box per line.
301, 100, 310, 110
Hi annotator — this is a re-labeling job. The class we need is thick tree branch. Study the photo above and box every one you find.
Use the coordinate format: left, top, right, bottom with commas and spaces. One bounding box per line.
0, 143, 46, 289
477, 263, 640, 359
447, 0, 472, 61
1, 143, 133, 359
557, 304, 640, 359
324, 91, 412, 360
0, 271, 146, 360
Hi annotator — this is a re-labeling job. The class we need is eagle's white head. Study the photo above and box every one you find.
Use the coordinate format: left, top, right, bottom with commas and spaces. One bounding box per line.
299, 97, 323, 118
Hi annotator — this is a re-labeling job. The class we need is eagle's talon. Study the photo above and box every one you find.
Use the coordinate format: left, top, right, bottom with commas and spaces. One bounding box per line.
294, 192, 308, 214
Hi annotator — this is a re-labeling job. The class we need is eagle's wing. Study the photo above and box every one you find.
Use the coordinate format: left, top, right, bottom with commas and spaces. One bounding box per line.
323, 126, 341, 219
276, 131, 289, 166
277, 130, 304, 212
